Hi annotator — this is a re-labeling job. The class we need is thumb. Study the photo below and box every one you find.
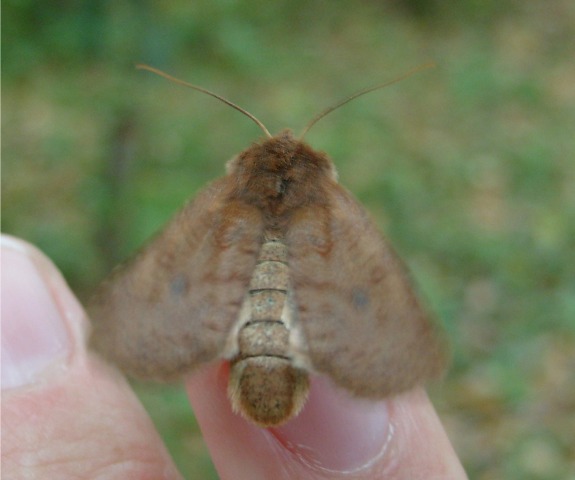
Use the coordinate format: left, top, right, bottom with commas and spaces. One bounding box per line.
1, 235, 181, 479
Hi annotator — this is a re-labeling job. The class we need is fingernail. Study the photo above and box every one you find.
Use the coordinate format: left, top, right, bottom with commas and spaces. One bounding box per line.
271, 376, 392, 473
1, 237, 72, 389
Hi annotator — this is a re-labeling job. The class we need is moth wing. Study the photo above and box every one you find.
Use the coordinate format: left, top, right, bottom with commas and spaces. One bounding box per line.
88, 177, 264, 380
287, 184, 447, 397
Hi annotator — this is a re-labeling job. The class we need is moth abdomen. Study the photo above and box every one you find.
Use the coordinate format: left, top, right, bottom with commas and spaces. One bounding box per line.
228, 355, 309, 427
227, 235, 310, 426
237, 321, 290, 357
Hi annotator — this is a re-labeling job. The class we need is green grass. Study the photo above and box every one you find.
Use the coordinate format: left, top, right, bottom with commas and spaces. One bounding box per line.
3, 1, 574, 478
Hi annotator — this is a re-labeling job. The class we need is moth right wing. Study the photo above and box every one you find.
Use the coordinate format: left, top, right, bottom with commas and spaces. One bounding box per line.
287, 183, 447, 398
88, 177, 264, 380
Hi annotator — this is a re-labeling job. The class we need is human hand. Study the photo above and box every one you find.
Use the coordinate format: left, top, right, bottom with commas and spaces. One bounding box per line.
1, 234, 467, 479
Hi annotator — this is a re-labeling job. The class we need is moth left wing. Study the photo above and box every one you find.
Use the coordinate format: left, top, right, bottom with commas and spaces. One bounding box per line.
286, 183, 447, 398
88, 177, 264, 380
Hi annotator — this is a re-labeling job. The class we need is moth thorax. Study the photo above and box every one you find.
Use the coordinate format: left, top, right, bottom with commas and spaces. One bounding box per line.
227, 237, 309, 427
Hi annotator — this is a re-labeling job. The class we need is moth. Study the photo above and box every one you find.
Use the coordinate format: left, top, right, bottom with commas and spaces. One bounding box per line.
88, 65, 447, 427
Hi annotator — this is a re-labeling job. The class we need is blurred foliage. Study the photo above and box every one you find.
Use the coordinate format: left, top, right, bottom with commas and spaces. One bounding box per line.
3, 1, 574, 478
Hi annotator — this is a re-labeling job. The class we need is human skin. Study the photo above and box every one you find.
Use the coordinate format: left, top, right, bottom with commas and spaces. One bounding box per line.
1, 235, 468, 479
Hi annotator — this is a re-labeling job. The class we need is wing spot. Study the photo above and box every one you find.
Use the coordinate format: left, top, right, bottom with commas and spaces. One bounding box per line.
170, 273, 189, 297
352, 287, 370, 310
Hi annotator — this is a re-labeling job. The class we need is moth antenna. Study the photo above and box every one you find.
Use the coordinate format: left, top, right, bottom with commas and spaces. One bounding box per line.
299, 62, 436, 139
136, 64, 272, 139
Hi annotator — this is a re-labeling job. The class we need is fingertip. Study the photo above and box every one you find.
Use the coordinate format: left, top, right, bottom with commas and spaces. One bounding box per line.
272, 376, 392, 473
1, 235, 82, 389
187, 365, 467, 480
186, 366, 391, 478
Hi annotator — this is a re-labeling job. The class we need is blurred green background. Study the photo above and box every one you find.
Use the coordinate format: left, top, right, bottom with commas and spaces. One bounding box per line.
3, 1, 574, 478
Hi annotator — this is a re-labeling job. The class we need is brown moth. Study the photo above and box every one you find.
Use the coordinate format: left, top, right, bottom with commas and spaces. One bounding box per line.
88, 65, 447, 427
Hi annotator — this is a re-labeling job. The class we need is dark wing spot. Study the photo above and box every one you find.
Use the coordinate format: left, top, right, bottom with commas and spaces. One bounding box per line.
170, 273, 189, 297
351, 287, 370, 310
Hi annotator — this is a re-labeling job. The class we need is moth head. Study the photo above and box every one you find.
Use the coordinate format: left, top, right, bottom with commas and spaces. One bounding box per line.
224, 130, 338, 210
227, 129, 336, 173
